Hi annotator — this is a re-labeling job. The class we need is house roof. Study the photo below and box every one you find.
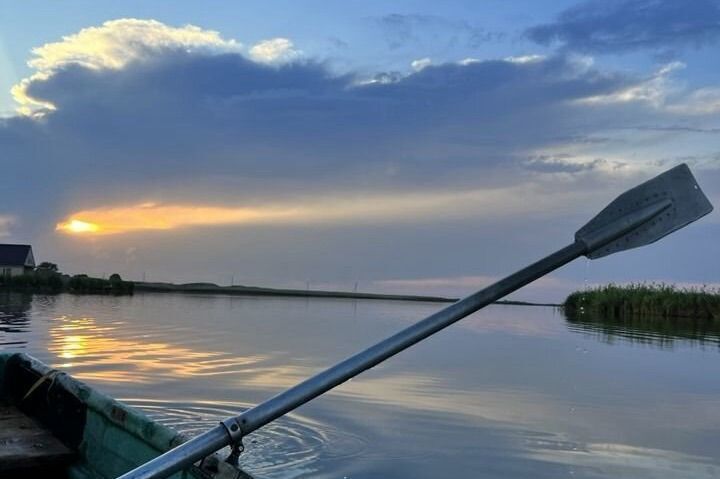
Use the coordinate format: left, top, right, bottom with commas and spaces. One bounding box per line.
0, 244, 33, 266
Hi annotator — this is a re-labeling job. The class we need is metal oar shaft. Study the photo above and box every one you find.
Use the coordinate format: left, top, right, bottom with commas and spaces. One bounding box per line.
119, 240, 587, 479
235, 240, 587, 435
117, 163, 713, 479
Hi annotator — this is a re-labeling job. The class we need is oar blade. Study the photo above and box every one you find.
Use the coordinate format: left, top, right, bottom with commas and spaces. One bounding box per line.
576, 163, 713, 259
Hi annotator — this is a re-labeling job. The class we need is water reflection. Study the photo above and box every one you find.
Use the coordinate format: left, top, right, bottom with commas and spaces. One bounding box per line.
124, 398, 367, 479
526, 439, 720, 479
564, 310, 720, 349
47, 314, 266, 382
1, 294, 719, 478
0, 292, 32, 346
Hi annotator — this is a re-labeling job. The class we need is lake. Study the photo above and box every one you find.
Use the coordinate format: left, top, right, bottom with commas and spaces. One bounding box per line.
1, 291, 719, 478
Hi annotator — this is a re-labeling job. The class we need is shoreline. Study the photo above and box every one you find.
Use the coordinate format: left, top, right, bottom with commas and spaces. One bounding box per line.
564, 284, 720, 320
133, 281, 559, 306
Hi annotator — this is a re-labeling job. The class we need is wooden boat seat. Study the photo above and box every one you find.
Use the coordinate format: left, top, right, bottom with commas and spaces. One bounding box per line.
0, 403, 75, 476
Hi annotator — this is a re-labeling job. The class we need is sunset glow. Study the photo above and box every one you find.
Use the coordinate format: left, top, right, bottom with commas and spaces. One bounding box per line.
60, 219, 100, 233
56, 203, 299, 235
54, 186, 594, 236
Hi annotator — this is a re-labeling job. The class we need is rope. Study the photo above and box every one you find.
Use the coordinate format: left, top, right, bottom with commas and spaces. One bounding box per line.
22, 369, 59, 401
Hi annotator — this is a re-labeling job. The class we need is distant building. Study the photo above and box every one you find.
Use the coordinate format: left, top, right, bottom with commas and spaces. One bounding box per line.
0, 244, 35, 277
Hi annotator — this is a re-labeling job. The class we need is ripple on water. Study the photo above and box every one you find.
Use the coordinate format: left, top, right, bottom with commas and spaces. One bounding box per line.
122, 399, 368, 479
0, 311, 30, 347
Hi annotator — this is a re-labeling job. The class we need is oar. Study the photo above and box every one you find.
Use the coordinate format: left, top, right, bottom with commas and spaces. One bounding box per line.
118, 163, 713, 479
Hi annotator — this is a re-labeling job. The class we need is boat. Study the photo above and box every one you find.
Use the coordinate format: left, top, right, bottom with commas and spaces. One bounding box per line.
0, 351, 250, 479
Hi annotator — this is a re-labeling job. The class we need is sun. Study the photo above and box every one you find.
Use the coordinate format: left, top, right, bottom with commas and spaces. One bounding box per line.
57, 219, 100, 234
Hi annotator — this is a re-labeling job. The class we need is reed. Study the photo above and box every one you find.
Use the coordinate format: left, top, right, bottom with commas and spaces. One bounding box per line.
564, 283, 720, 320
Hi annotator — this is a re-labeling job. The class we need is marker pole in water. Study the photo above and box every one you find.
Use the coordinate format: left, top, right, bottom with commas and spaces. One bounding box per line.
117, 164, 712, 479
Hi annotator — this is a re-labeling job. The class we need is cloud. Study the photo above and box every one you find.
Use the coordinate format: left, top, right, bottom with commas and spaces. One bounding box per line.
618, 125, 720, 134
55, 182, 601, 236
575, 61, 683, 107
11, 18, 241, 116
523, 154, 612, 174
248, 38, 301, 64
1, 20, 643, 228
410, 57, 432, 71
1, 18, 717, 288
665, 87, 720, 115
4, 19, 714, 233
504, 55, 546, 65
570, 60, 720, 116
527, 0, 720, 54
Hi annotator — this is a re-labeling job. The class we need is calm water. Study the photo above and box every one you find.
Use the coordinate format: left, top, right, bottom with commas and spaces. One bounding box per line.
1, 291, 719, 478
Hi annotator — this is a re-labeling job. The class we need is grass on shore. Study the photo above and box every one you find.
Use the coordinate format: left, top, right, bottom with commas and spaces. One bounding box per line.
564, 283, 720, 320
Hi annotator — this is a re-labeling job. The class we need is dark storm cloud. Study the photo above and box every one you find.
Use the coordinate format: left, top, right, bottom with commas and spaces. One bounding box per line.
6, 23, 717, 259
1, 49, 633, 231
527, 0, 720, 54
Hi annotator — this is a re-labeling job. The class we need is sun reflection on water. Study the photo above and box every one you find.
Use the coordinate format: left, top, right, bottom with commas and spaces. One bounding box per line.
48, 314, 265, 383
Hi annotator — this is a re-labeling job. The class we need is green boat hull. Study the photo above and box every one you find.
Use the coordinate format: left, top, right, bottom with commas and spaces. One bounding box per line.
0, 352, 247, 479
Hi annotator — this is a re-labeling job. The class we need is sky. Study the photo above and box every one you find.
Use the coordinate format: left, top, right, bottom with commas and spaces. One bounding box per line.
1, 0, 719, 301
